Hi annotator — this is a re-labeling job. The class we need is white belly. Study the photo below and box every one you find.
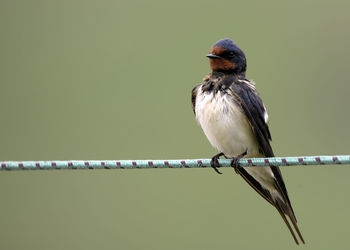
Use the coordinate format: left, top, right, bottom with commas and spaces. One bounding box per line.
195, 90, 261, 158
195, 87, 277, 189
195, 89, 276, 188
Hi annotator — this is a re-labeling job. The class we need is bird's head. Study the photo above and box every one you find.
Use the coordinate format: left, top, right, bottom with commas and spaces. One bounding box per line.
207, 38, 247, 75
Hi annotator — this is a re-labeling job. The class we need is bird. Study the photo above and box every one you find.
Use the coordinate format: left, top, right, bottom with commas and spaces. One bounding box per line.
191, 38, 305, 244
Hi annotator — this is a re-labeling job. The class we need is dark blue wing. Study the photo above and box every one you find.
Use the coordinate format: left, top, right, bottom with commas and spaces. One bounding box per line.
231, 81, 273, 157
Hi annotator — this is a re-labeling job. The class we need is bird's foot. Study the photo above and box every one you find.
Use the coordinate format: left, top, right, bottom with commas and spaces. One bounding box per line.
210, 152, 225, 174
230, 149, 248, 174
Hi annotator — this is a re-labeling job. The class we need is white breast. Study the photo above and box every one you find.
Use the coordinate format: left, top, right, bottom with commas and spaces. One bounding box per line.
195, 87, 276, 187
195, 87, 261, 158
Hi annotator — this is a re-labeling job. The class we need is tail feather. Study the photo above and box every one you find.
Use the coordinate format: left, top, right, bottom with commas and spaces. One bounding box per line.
286, 206, 305, 244
273, 193, 305, 244
235, 164, 305, 244
270, 166, 305, 244
275, 201, 299, 245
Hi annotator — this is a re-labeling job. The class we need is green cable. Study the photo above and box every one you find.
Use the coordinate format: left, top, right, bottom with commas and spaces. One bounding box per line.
0, 155, 349, 171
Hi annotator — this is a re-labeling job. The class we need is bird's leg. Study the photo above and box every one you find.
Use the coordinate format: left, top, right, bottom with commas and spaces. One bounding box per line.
210, 152, 225, 174
230, 149, 248, 174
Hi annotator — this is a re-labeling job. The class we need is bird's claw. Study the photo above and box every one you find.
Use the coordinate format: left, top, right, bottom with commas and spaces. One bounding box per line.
230, 149, 248, 174
210, 152, 225, 174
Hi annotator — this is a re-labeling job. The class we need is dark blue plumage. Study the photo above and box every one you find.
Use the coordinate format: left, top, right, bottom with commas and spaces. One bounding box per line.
213, 38, 246, 58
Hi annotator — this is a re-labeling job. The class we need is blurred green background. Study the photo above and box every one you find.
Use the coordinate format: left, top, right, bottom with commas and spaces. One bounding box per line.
1, 0, 350, 249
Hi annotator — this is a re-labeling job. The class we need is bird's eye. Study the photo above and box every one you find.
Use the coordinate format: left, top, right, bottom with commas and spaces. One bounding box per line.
228, 51, 235, 57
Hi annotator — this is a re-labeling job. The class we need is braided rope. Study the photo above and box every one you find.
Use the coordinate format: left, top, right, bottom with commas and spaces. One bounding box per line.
0, 155, 349, 171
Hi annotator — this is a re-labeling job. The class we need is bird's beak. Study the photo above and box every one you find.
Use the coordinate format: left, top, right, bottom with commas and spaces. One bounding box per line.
206, 53, 223, 59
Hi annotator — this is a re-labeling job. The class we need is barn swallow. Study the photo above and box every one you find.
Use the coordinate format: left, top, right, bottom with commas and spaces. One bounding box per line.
191, 38, 305, 244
